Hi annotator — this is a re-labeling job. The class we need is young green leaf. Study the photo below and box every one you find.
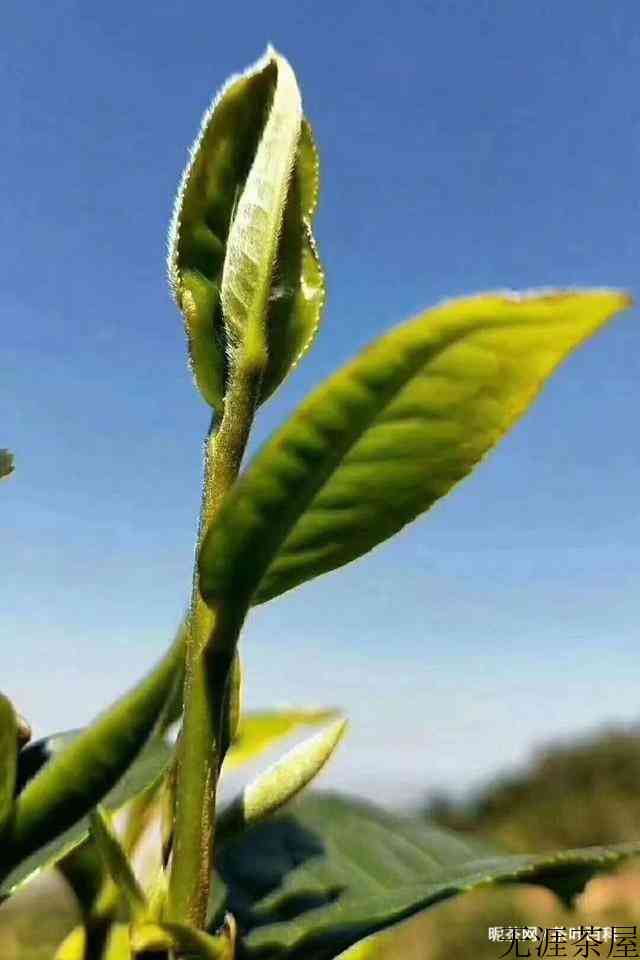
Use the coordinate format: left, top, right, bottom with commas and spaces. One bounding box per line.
161, 707, 335, 876
220, 50, 301, 367
1, 631, 183, 885
218, 718, 346, 837
0, 449, 14, 480
260, 118, 324, 404
89, 807, 147, 921
198, 290, 631, 610
169, 50, 324, 413
169, 52, 274, 413
0, 694, 18, 838
225, 708, 341, 772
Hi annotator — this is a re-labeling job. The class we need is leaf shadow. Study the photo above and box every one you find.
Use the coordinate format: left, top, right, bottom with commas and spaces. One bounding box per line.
217, 814, 343, 930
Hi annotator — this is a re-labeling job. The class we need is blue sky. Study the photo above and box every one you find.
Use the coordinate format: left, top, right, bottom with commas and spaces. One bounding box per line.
2, 0, 639, 807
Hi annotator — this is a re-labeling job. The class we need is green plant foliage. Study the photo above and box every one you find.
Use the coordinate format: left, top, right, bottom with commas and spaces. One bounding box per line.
199, 290, 630, 612
1, 734, 172, 898
0, 449, 14, 480
219, 51, 301, 366
0, 694, 18, 838
169, 49, 324, 413
2, 636, 183, 874
0, 652, 183, 897
225, 709, 340, 772
219, 719, 346, 838
3, 44, 637, 960
4, 632, 182, 870
88, 807, 147, 921
215, 792, 640, 959
257, 123, 324, 403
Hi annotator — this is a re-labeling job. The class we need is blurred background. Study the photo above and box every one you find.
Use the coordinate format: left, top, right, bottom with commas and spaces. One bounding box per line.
1, 0, 640, 954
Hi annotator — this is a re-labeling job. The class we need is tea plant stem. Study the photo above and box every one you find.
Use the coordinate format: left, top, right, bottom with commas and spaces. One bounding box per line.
169, 355, 262, 929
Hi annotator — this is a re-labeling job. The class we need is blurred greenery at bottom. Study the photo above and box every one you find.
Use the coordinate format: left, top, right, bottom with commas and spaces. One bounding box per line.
3, 724, 640, 959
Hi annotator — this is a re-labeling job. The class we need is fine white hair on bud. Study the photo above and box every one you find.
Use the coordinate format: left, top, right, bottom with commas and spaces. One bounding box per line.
220, 52, 303, 368
166, 46, 275, 305
167, 48, 324, 412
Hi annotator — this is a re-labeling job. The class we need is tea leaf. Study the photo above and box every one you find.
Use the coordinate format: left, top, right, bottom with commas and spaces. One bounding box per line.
198, 290, 631, 610
1, 735, 173, 898
259, 214, 325, 404
169, 51, 324, 413
0, 694, 17, 838
216, 792, 640, 959
0, 632, 183, 894
226, 708, 340, 772
169, 52, 274, 413
0, 449, 14, 480
89, 807, 147, 920
219, 718, 346, 837
221, 652, 243, 762
220, 50, 301, 367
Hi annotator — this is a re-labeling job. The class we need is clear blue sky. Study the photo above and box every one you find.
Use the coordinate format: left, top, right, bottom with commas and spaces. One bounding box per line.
2, 0, 639, 807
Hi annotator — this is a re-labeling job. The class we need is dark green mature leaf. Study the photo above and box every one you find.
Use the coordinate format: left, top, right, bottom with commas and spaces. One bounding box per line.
0, 694, 18, 837
168, 49, 324, 413
215, 793, 640, 960
1, 735, 172, 897
198, 291, 630, 611
0, 632, 183, 896
0, 449, 14, 480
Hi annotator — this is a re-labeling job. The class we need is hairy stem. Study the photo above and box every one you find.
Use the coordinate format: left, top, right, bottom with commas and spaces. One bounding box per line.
168, 356, 262, 929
